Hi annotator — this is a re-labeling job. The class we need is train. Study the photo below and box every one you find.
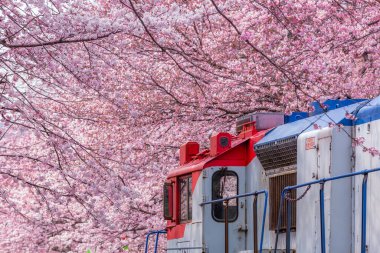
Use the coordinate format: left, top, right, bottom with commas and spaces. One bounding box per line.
155, 96, 380, 253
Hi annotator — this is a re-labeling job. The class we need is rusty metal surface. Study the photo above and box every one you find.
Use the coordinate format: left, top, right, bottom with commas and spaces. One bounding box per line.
253, 195, 258, 253
269, 173, 297, 231
224, 200, 229, 253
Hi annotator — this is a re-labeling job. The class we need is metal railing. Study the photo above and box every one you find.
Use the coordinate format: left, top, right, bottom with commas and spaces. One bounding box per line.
274, 167, 380, 253
200, 190, 268, 253
144, 229, 167, 253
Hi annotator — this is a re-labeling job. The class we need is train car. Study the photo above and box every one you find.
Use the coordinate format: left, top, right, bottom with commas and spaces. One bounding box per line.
353, 97, 380, 253
254, 99, 366, 253
159, 97, 380, 253
163, 112, 307, 253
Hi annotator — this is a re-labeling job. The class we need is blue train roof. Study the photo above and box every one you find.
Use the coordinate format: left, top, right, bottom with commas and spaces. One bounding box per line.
309, 99, 366, 116
256, 100, 368, 146
355, 96, 380, 125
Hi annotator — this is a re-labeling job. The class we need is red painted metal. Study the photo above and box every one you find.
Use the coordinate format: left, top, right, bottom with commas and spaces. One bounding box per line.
192, 171, 201, 194
166, 223, 186, 240
210, 132, 232, 156
180, 142, 200, 165
238, 122, 258, 139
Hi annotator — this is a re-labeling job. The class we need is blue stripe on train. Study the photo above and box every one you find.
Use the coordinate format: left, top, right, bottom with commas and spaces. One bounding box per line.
355, 96, 380, 125
256, 100, 368, 146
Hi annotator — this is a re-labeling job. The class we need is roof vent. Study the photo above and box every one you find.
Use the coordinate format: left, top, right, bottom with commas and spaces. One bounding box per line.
210, 132, 232, 156
236, 112, 285, 134
254, 135, 297, 175
180, 142, 199, 165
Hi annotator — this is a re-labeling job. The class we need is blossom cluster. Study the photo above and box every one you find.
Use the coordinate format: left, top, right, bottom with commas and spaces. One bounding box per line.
0, 0, 379, 251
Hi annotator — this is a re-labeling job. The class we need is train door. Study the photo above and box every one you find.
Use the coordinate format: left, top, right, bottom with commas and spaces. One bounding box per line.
203, 166, 246, 253
315, 136, 332, 253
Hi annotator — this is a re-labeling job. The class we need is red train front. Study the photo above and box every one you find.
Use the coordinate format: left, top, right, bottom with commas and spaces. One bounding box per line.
162, 113, 288, 252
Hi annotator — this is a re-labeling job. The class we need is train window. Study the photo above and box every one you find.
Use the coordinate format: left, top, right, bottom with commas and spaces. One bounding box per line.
269, 173, 297, 232
163, 183, 173, 220
179, 176, 192, 222
212, 170, 238, 222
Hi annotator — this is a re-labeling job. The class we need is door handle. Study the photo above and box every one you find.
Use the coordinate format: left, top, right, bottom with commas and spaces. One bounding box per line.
238, 224, 248, 232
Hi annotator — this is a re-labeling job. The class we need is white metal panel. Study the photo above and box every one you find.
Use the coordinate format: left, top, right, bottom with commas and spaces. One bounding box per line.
329, 127, 353, 253
297, 126, 352, 253
202, 166, 247, 253
297, 129, 323, 253
354, 119, 380, 253
245, 157, 296, 251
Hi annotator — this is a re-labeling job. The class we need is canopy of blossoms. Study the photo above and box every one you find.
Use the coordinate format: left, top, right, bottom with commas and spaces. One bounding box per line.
0, 0, 379, 252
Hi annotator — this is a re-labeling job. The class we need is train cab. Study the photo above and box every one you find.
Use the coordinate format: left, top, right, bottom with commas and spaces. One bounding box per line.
163, 112, 306, 253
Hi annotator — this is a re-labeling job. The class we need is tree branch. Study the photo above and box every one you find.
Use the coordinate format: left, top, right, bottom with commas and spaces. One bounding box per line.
0, 31, 121, 48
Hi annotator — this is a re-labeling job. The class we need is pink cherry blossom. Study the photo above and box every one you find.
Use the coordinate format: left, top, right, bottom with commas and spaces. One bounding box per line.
345, 112, 358, 121
368, 147, 380, 157
352, 137, 366, 147
0, 0, 379, 252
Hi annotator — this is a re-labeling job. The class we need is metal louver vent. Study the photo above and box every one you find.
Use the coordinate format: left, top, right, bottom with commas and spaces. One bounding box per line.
254, 135, 297, 171
236, 112, 284, 134
236, 114, 253, 134
269, 173, 297, 231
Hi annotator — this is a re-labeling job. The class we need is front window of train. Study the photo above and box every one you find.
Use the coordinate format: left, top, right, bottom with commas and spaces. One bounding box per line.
179, 175, 192, 222
163, 183, 173, 220
212, 170, 238, 222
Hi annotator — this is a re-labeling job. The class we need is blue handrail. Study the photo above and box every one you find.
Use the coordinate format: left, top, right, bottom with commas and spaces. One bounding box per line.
144, 229, 167, 253
274, 167, 380, 253
201, 190, 268, 253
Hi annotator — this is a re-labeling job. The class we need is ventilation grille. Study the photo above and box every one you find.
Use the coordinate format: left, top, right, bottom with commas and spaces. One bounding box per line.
236, 114, 253, 134
236, 112, 284, 134
255, 136, 297, 171
269, 173, 297, 231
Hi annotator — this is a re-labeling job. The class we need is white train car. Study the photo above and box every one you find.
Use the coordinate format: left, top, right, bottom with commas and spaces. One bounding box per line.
254, 99, 366, 253
155, 97, 380, 253
162, 112, 308, 253
353, 97, 380, 253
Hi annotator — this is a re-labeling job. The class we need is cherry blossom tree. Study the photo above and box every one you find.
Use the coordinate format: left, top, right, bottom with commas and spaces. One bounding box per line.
0, 0, 379, 251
